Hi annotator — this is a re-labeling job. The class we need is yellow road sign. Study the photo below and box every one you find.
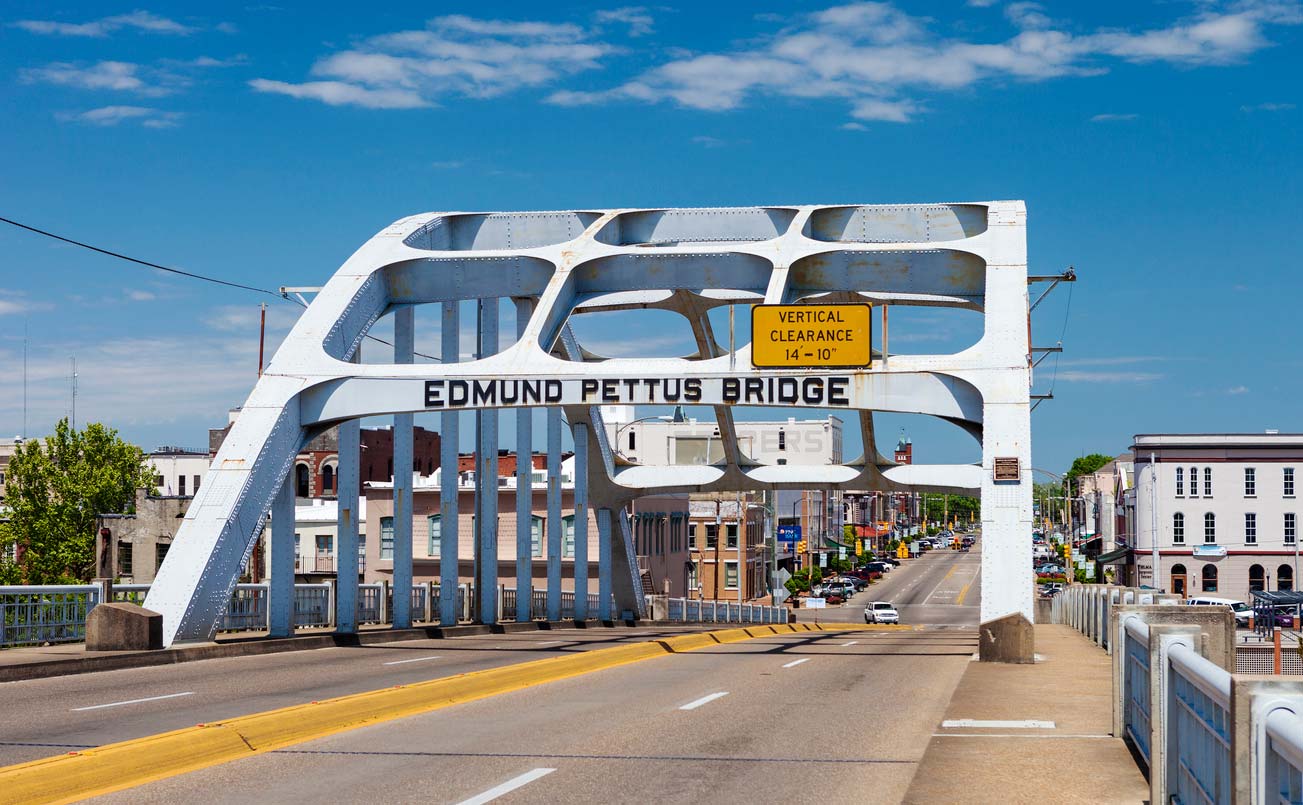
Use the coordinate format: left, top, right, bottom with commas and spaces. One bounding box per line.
751, 303, 872, 368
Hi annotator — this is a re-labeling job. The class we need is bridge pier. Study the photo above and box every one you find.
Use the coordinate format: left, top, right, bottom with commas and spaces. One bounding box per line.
439, 300, 459, 627
475, 298, 499, 625
335, 384, 361, 634
392, 306, 414, 629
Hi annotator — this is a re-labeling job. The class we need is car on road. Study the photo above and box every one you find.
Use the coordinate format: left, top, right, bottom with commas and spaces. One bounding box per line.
878, 556, 901, 566
1186, 596, 1253, 627
864, 561, 892, 574
864, 601, 900, 624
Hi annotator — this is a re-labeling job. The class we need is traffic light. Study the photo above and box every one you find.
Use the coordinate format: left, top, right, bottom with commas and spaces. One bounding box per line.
796, 540, 807, 554
1062, 543, 1071, 559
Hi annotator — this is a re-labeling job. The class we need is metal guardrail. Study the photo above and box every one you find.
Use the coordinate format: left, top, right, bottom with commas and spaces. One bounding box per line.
0, 585, 101, 647
2, 583, 777, 648
1266, 708, 1303, 804
1166, 641, 1232, 804
1123, 617, 1152, 765
1061, 582, 1303, 803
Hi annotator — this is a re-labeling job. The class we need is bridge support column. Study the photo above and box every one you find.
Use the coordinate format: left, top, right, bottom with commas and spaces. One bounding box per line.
515, 300, 534, 622
392, 306, 414, 629
475, 298, 499, 625
597, 507, 612, 621
979, 398, 1034, 662
268, 466, 295, 638
439, 300, 460, 626
336, 387, 361, 634
572, 423, 589, 621
546, 409, 563, 622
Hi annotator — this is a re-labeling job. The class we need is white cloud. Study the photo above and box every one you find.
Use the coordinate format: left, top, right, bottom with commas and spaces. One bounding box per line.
251, 13, 618, 109
430, 160, 465, 169
1227, 385, 1250, 394
126, 290, 157, 301
58, 105, 183, 127
691, 135, 725, 147
1241, 101, 1296, 111
1091, 112, 1139, 121
551, 1, 1303, 122
1056, 370, 1163, 383
0, 299, 26, 315
11, 11, 194, 37
595, 7, 655, 37
248, 79, 429, 109
20, 61, 183, 97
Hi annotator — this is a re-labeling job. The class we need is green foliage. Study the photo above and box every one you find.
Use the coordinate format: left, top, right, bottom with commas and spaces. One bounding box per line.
827, 557, 853, 574
0, 419, 155, 583
784, 567, 824, 595
843, 524, 855, 541
920, 494, 981, 523
1066, 454, 1114, 492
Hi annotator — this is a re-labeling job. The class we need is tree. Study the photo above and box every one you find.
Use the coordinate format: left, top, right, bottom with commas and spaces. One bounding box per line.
0, 419, 155, 583
1066, 454, 1114, 493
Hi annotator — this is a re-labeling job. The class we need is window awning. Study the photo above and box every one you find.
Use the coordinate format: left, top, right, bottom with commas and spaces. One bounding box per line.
1096, 546, 1133, 565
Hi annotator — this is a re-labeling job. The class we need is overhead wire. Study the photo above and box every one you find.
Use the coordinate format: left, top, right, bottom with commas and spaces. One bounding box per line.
0, 214, 441, 361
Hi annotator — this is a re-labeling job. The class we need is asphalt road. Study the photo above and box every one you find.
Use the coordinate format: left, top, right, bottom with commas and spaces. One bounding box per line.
4, 543, 982, 802
0, 627, 720, 766
90, 626, 979, 805
810, 537, 982, 625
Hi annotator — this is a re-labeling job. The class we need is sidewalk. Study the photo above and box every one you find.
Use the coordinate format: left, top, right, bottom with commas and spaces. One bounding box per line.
903, 624, 1148, 804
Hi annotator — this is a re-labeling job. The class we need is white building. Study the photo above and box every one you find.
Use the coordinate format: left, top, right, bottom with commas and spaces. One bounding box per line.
145, 447, 210, 498
1132, 433, 1303, 600
603, 406, 843, 467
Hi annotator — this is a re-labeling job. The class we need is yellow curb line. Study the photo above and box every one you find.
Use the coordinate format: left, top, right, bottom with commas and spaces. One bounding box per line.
0, 622, 861, 805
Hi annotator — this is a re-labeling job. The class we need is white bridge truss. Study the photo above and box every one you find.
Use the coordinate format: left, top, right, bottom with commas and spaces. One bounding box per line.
145, 202, 1033, 647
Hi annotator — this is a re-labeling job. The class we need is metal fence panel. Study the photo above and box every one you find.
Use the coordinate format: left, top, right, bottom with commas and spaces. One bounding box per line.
1168, 647, 1232, 805
220, 584, 268, 632
293, 584, 331, 628
0, 585, 101, 647
1267, 709, 1303, 805
1123, 622, 1151, 764
358, 584, 382, 624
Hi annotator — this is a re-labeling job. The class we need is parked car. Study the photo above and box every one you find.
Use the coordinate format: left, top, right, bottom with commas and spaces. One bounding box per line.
1186, 596, 1253, 627
879, 556, 901, 566
864, 601, 900, 624
865, 561, 892, 574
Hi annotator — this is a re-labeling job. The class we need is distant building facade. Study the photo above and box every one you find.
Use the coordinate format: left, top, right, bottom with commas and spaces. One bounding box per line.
95, 489, 191, 584
1131, 433, 1303, 600
209, 409, 440, 498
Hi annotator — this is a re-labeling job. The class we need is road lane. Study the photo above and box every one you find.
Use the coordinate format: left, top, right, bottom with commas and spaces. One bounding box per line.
89, 627, 977, 804
815, 536, 982, 626
0, 627, 719, 766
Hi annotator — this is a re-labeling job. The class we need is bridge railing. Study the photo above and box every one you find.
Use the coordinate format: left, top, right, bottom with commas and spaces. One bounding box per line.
1058, 582, 1303, 803
2, 583, 776, 648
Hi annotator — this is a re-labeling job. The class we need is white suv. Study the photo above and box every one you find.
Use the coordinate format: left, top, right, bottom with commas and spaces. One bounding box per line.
864, 601, 899, 624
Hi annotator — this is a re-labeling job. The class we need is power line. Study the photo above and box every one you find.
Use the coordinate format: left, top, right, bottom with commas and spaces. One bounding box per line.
0, 213, 441, 361
0, 215, 284, 298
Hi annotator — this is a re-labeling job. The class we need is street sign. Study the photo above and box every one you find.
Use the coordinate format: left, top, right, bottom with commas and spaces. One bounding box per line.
805, 597, 827, 609
819, 553, 827, 567
751, 304, 872, 368
838, 547, 847, 560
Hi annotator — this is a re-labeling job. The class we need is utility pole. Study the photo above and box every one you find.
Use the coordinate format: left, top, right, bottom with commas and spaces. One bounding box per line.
258, 303, 267, 377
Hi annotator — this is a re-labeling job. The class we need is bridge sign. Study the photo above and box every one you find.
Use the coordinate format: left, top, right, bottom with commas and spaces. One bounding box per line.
751, 304, 872, 368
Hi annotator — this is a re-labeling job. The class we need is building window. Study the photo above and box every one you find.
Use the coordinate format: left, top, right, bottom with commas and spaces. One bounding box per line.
531, 515, 544, 558
705, 523, 718, 549
628, 430, 636, 451
118, 543, 133, 576
380, 516, 394, 560
1190, 466, 1198, 496
155, 542, 169, 571
1246, 512, 1257, 544
1175, 468, 1184, 497
1204, 512, 1216, 543
1245, 467, 1257, 497
178, 475, 186, 496
1172, 512, 1185, 544
1286, 513, 1296, 545
194, 474, 201, 492
726, 523, 739, 549
1204, 468, 1212, 497
778, 429, 786, 451
1201, 564, 1218, 593
294, 533, 300, 559
295, 464, 310, 498
1287, 468, 1296, 498
427, 515, 440, 558
1250, 564, 1266, 592
322, 464, 334, 494
688, 562, 698, 590
1171, 563, 1188, 597
316, 534, 332, 558
563, 515, 576, 558
1281, 565, 1295, 592
724, 560, 739, 590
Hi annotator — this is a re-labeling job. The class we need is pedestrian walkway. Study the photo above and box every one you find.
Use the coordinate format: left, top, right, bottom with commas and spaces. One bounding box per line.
903, 624, 1148, 804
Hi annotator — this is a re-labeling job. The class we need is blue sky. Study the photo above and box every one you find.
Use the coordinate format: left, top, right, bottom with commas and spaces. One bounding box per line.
0, 1, 1299, 476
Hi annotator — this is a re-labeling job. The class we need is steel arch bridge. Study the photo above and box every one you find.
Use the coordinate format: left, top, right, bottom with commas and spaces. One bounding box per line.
145, 201, 1033, 651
